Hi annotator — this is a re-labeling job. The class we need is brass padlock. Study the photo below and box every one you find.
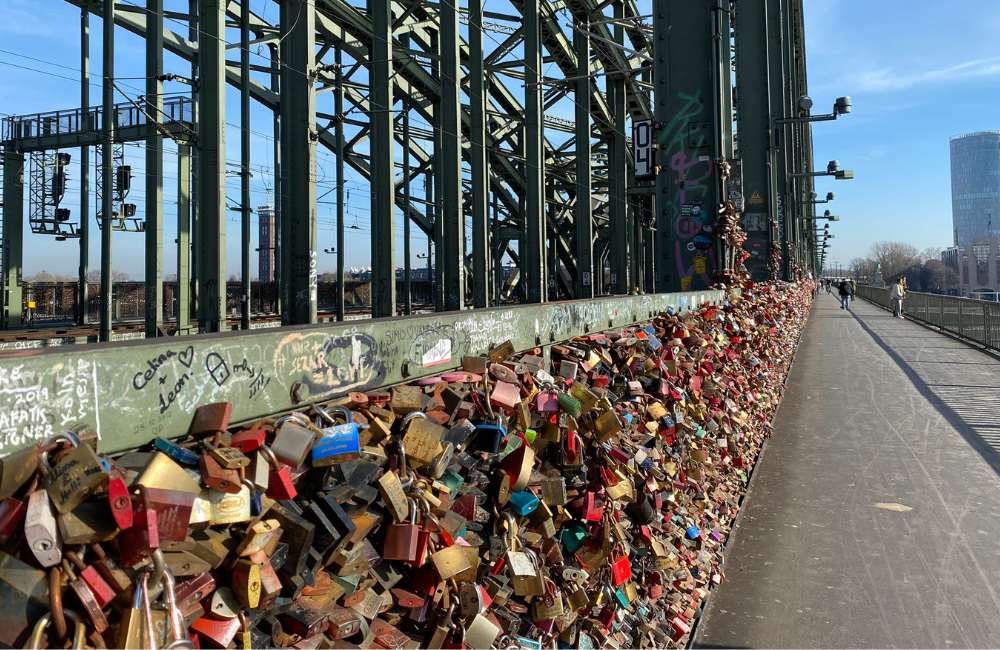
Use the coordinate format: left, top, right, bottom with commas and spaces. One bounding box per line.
42, 438, 106, 514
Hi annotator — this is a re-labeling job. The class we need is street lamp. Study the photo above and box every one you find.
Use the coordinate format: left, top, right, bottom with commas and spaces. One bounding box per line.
804, 209, 840, 222
795, 160, 855, 180
777, 95, 852, 124
803, 191, 835, 206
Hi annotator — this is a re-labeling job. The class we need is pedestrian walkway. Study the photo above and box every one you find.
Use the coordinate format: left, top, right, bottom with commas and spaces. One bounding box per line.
694, 293, 1000, 649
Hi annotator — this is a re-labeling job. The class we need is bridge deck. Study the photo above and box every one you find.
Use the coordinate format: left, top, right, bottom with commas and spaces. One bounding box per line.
695, 293, 1000, 649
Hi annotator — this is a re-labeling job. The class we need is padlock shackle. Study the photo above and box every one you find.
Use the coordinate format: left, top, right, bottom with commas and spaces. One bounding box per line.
28, 609, 85, 650
140, 571, 159, 650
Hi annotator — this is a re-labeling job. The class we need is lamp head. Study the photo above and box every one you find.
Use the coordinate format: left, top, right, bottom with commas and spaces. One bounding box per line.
826, 160, 841, 174
826, 191, 835, 201
834, 96, 852, 115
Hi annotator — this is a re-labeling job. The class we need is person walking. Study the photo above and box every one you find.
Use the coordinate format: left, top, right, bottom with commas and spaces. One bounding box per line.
890, 277, 906, 318
838, 279, 853, 310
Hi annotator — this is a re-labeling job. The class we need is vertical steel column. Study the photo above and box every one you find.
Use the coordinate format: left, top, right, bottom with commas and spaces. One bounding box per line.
440, 0, 464, 310
189, 0, 200, 318
574, 22, 593, 299
99, 0, 115, 341
469, 0, 490, 308
766, 0, 789, 279
710, 0, 734, 275
523, 0, 546, 303
370, 0, 396, 317
426, 170, 435, 307
279, 0, 317, 325
270, 43, 282, 315
400, 34, 412, 315
145, 0, 164, 337
196, 0, 226, 331
2, 152, 23, 328
239, 0, 251, 330
334, 46, 345, 322
78, 8, 90, 326
653, 1, 730, 292
610, 2, 629, 294
176, 144, 191, 331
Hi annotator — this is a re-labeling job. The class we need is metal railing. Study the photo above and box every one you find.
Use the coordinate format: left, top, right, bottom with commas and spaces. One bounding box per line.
2, 97, 193, 143
857, 285, 1000, 351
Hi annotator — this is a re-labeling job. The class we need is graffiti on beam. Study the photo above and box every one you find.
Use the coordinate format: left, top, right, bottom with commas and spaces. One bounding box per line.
274, 331, 386, 401
658, 90, 716, 290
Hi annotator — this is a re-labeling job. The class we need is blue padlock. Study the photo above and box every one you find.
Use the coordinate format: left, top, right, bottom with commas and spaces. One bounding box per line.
154, 436, 200, 466
469, 418, 507, 454
686, 524, 700, 540
312, 421, 361, 467
508, 490, 539, 517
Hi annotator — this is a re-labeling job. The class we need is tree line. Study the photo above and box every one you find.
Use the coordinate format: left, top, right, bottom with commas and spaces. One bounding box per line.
844, 241, 958, 292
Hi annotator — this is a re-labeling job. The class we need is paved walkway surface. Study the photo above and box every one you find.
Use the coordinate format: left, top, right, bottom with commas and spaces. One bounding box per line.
694, 293, 1000, 649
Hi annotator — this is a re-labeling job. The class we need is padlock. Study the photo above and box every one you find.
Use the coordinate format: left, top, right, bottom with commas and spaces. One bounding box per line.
232, 557, 263, 608
139, 485, 195, 542
383, 498, 421, 562
312, 407, 362, 466
64, 550, 115, 609
117, 497, 159, 567
0, 443, 41, 500
25, 489, 61, 567
60, 560, 110, 633
402, 414, 445, 468
41, 436, 107, 514
260, 446, 297, 500
508, 490, 540, 517
189, 401, 234, 437
431, 543, 472, 580
209, 445, 251, 470
270, 416, 317, 467
499, 443, 535, 491
469, 417, 507, 454
200, 451, 243, 494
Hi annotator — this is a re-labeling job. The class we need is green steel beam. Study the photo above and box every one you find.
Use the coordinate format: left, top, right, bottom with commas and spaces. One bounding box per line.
440, 0, 464, 311
523, 0, 546, 303
176, 144, 191, 331
0, 289, 723, 458
469, 0, 491, 309
334, 46, 345, 322
653, 0, 731, 292
197, 0, 226, 332
145, 0, 164, 337
279, 0, 318, 325
735, 0, 772, 280
99, 0, 114, 341
239, 0, 251, 330
766, 0, 789, 279
370, 0, 396, 317
78, 8, 90, 326
609, 1, 628, 294
2, 152, 23, 328
574, 21, 593, 299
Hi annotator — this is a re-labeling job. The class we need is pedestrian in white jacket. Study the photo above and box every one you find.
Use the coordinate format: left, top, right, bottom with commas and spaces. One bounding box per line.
889, 278, 905, 318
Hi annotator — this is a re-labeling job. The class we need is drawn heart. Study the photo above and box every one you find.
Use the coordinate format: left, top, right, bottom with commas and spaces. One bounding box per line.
178, 345, 195, 368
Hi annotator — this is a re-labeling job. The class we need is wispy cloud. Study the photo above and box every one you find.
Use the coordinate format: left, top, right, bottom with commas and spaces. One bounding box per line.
843, 57, 1000, 93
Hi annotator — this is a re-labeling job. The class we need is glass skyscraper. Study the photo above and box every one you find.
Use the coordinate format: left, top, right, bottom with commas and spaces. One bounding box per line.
950, 131, 1000, 246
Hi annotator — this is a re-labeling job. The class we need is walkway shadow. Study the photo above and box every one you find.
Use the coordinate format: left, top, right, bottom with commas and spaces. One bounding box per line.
852, 311, 1000, 476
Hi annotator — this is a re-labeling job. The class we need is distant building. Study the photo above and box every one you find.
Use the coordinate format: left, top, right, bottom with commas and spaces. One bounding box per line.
950, 131, 1000, 247
258, 205, 275, 282
942, 237, 1000, 297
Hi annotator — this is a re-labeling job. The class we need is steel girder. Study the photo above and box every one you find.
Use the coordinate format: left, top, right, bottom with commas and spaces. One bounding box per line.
61, 0, 652, 307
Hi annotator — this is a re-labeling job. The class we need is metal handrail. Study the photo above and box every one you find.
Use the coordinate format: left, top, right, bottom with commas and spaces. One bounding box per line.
857, 285, 1000, 352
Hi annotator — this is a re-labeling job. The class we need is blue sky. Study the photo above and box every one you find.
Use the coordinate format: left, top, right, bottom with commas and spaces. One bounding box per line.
805, 0, 1000, 270
0, 1, 995, 278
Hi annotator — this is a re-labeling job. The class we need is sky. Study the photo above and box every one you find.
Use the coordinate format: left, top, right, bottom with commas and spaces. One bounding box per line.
804, 0, 1000, 270
0, 0, 996, 279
